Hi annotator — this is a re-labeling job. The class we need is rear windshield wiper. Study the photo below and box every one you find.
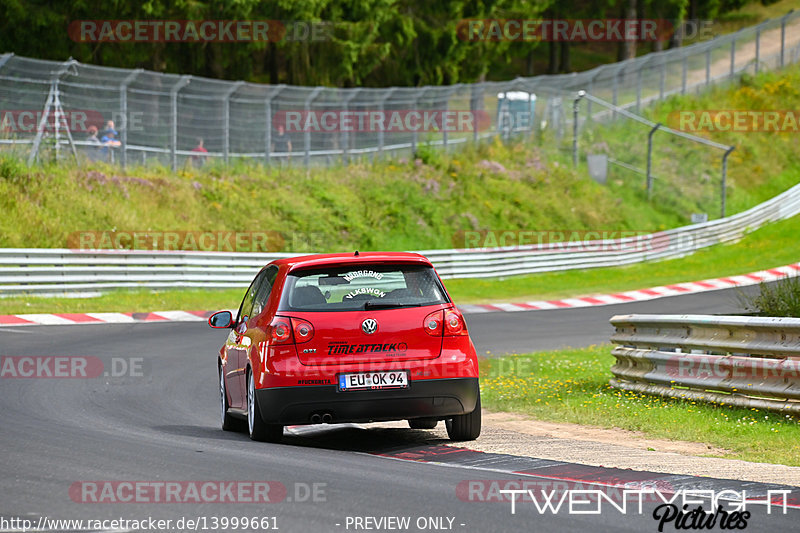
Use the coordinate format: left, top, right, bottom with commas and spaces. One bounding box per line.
364, 301, 422, 310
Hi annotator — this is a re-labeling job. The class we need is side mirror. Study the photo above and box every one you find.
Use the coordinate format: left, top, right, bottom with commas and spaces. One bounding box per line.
208, 310, 233, 329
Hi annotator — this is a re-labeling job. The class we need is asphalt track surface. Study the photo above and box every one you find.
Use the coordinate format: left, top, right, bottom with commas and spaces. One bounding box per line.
1, 284, 797, 532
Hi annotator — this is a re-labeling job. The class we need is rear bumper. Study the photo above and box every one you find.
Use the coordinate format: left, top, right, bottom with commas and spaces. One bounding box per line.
254, 377, 479, 425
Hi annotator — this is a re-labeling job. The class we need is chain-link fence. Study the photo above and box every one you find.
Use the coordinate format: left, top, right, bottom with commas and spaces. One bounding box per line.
0, 11, 798, 170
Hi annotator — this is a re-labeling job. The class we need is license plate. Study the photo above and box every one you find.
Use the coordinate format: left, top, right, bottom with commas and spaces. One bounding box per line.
338, 371, 408, 391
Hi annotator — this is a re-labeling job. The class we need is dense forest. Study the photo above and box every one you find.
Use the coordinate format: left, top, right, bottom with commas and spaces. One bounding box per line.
0, 0, 776, 86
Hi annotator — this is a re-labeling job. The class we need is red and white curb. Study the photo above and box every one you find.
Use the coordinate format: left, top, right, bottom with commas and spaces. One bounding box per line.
1, 263, 799, 326
0, 310, 215, 327
457, 262, 800, 314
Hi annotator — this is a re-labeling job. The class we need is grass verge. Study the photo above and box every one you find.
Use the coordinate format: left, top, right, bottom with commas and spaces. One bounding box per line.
480, 345, 800, 466
2, 213, 798, 315
445, 213, 800, 304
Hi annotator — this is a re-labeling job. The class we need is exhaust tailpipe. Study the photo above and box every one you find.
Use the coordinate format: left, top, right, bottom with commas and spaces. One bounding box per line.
321, 413, 333, 424
310, 413, 322, 424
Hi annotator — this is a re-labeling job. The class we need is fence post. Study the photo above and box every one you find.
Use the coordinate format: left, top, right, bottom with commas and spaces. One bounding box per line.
635, 68, 643, 113
681, 54, 688, 94
781, 13, 788, 68
378, 88, 396, 158
170, 76, 191, 172
527, 85, 536, 139
646, 123, 661, 199
659, 57, 666, 99
705, 48, 711, 86
572, 91, 585, 167
440, 87, 455, 150
755, 28, 761, 74
264, 84, 286, 166
721, 146, 735, 218
303, 87, 322, 168
471, 84, 483, 144
119, 69, 142, 169
222, 81, 244, 166
341, 88, 361, 165
730, 37, 736, 78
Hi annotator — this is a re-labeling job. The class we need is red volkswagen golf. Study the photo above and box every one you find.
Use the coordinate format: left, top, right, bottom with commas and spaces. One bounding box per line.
208, 252, 481, 443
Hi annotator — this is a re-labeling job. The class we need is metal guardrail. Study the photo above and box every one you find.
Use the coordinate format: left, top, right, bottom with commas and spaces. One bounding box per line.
609, 314, 800, 413
1, 176, 800, 294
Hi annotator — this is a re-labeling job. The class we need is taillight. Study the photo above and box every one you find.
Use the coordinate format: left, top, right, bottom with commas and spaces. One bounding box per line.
291, 317, 314, 343
270, 317, 293, 344
444, 309, 468, 336
423, 310, 443, 336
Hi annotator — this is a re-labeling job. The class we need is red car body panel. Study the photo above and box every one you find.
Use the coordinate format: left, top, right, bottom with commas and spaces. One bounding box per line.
214, 252, 479, 426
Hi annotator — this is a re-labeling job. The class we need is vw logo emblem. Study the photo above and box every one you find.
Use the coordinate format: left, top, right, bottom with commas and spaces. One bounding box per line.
361, 318, 378, 335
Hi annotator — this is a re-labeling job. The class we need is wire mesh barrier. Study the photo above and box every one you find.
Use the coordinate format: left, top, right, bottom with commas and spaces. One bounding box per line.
609, 314, 800, 413
0, 12, 798, 170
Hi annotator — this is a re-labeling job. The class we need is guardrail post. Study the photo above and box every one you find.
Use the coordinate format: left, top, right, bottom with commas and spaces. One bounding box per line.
730, 37, 736, 78
119, 69, 142, 169
170, 76, 191, 172
721, 146, 735, 218
572, 91, 585, 167
646, 123, 661, 199
303, 87, 323, 168
705, 48, 711, 86
659, 57, 666, 100
222, 81, 244, 166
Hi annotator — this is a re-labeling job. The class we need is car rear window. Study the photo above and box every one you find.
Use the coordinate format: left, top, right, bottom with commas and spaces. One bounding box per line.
279, 264, 449, 312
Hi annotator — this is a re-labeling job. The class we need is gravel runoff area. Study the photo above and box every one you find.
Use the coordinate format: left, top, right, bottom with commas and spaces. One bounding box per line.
368, 411, 800, 487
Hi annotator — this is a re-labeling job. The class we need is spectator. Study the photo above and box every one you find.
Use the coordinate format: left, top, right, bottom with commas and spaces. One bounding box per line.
85, 125, 101, 162
272, 124, 292, 164
99, 123, 121, 161
191, 138, 208, 167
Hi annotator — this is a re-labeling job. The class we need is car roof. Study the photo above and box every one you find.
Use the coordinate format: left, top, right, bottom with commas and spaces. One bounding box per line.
271, 252, 432, 273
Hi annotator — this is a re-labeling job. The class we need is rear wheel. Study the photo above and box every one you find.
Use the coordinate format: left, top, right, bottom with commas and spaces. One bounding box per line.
408, 418, 438, 429
446, 391, 481, 441
219, 367, 238, 431
247, 370, 283, 443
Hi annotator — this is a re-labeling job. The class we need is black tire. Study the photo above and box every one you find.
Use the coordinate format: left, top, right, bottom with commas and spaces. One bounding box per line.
408, 418, 438, 429
219, 367, 239, 431
247, 370, 283, 443
446, 391, 481, 441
